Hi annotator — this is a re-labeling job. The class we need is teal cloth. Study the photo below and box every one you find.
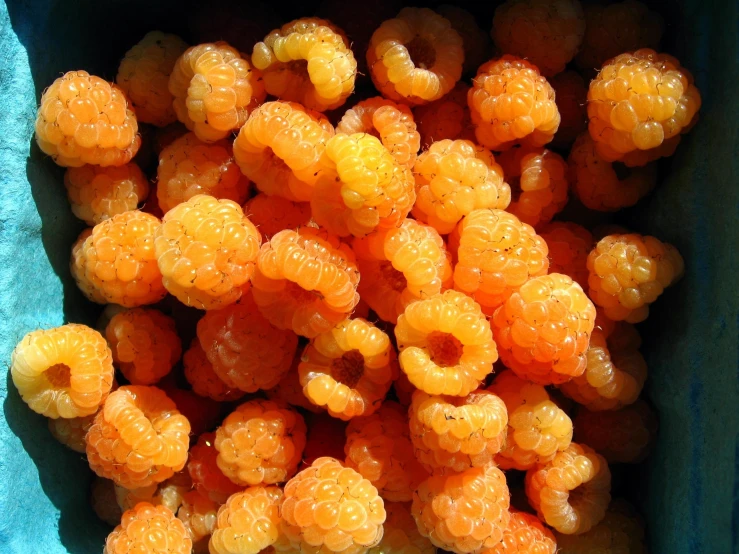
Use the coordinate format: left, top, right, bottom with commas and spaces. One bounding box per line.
0, 0, 737, 552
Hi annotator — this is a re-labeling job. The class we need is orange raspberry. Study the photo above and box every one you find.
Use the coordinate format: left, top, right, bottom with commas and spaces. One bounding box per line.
188, 433, 242, 504
252, 18, 357, 111
86, 386, 191, 489
409, 389, 508, 473
115, 471, 192, 514
233, 101, 335, 202
344, 401, 428, 502
488, 370, 573, 470
452, 209, 549, 313
300, 318, 397, 420
587, 49, 701, 165
11, 324, 114, 419
64, 163, 149, 225
525, 443, 611, 534
243, 193, 312, 239
412, 465, 510, 552
156, 132, 251, 213
368, 501, 435, 554
104, 502, 192, 554
337, 97, 421, 167
555, 501, 647, 553
393, 371, 416, 407
497, 146, 569, 228
352, 218, 452, 324
155, 195, 261, 309
91, 477, 122, 526
395, 290, 498, 396
483, 509, 557, 554
162, 388, 221, 439
196, 295, 298, 392
116, 32, 189, 127
183, 342, 244, 403
215, 399, 307, 486
168, 42, 265, 142
106, 308, 182, 385
412, 140, 511, 234
538, 222, 593, 290
265, 357, 322, 413
279, 457, 386, 553
550, 71, 588, 148
71, 211, 166, 307
586, 233, 684, 322
437, 5, 491, 76
573, 400, 657, 464
48, 414, 94, 453
176, 489, 219, 545
492, 0, 586, 77
302, 413, 348, 467
35, 70, 141, 167
414, 83, 475, 147
367, 7, 464, 105
209, 486, 284, 554
252, 227, 360, 337
469, 57, 560, 151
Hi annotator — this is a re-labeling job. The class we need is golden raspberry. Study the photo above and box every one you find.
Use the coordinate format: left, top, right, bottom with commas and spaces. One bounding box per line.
115, 471, 192, 514
265, 357, 323, 413
573, 400, 657, 464
104, 502, 192, 554
538, 222, 593, 290
169, 42, 265, 142
155, 195, 262, 309
215, 399, 307, 486
35, 70, 141, 167
368, 8, 463, 105
353, 218, 452, 323
488, 370, 573, 470
395, 290, 498, 396
252, 227, 360, 338
312, 133, 416, 237
106, 308, 182, 385
344, 401, 428, 502
86, 386, 191, 489
177, 489, 218, 545
300, 318, 397, 420
437, 5, 491, 76
368, 501, 435, 554
550, 71, 588, 148
183, 342, 244, 402
469, 57, 560, 151
497, 146, 569, 228
337, 97, 421, 167
278, 457, 386, 553
48, 414, 94, 453
412, 140, 511, 234
156, 132, 251, 213
555, 501, 647, 553
483, 509, 557, 554
587, 49, 701, 165
492, 0, 586, 77
91, 477, 122, 526
412, 465, 510, 552
233, 100, 335, 202
525, 443, 611, 534
414, 83, 475, 147
188, 433, 242, 504
11, 324, 114, 419
586, 233, 684, 322
196, 294, 298, 392
71, 211, 166, 307
243, 193, 312, 239
209, 486, 284, 554
64, 163, 149, 225
116, 31, 188, 127
252, 18, 357, 111
452, 209, 549, 313
409, 389, 508, 473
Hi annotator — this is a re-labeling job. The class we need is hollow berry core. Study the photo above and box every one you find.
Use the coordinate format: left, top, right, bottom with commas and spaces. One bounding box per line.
406, 37, 436, 70
331, 350, 365, 388
46, 363, 71, 388
427, 331, 464, 367
287, 60, 310, 81
380, 262, 407, 293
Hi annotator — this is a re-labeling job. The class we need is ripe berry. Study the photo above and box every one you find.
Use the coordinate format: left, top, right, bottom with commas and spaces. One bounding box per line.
265, 358, 322, 413
539, 222, 593, 290
176, 489, 219, 545
48, 414, 94, 453
483, 509, 557, 554
413, 83, 475, 146
243, 194, 312, 239
302, 413, 348, 467
555, 501, 647, 553
183, 342, 244, 403
104, 502, 192, 554
368, 501, 435, 554
188, 432, 242, 504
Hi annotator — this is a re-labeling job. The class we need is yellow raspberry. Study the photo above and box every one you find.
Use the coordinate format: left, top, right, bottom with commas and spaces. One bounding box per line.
395, 290, 498, 396
104, 502, 192, 554
183, 342, 244, 403
412, 140, 511, 234
278, 457, 386, 553
177, 489, 219, 545
437, 5, 491, 76
368, 501, 436, 554
252, 18, 357, 111
115, 471, 192, 514
412, 465, 510, 553
187, 433, 242, 505
482, 509, 557, 554
469, 56, 560, 151
252, 227, 360, 338
367, 8, 464, 105
414, 83, 476, 147
48, 414, 94, 453
233, 100, 335, 201
300, 318, 397, 420
64, 163, 149, 225
91, 477, 122, 526
488, 370, 573, 470
11, 324, 114, 419
586, 233, 684, 322
35, 70, 141, 167
154, 195, 262, 310
116, 31, 189, 127
243, 193, 312, 239
409, 389, 508, 473
169, 42, 265, 142
538, 222, 594, 290
550, 70, 588, 148
453, 209, 550, 314
265, 357, 323, 413
555, 501, 647, 553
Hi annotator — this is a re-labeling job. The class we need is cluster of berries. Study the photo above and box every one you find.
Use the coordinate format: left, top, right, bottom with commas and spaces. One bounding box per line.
15, 0, 698, 552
